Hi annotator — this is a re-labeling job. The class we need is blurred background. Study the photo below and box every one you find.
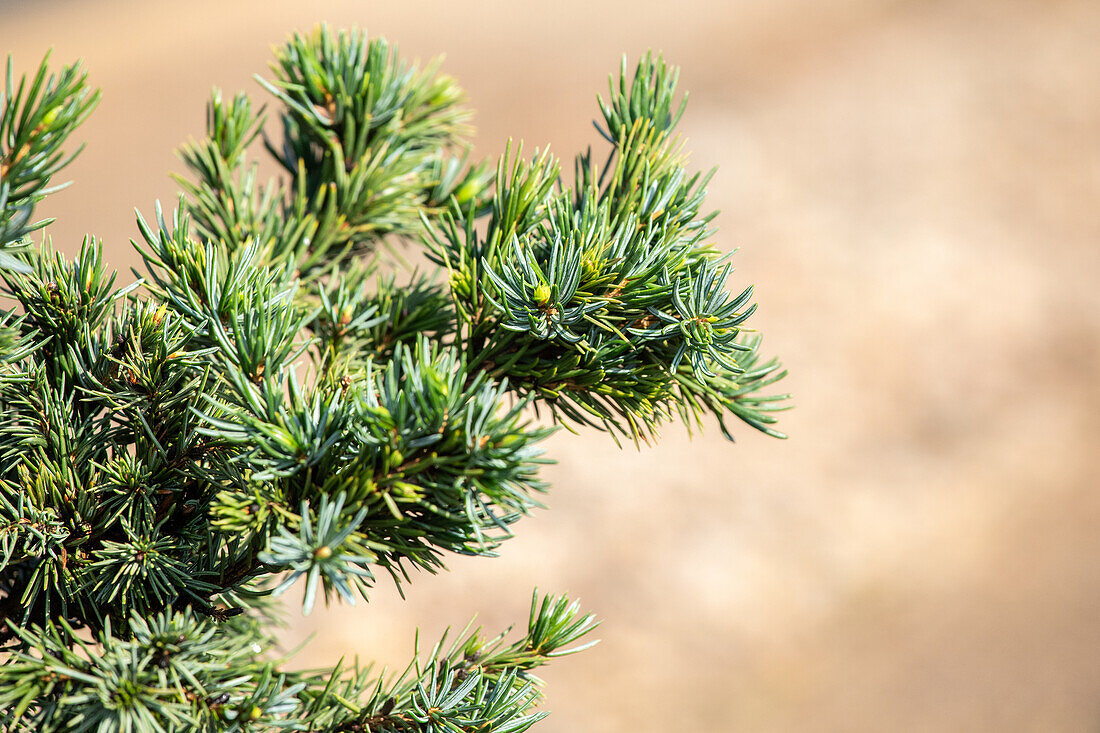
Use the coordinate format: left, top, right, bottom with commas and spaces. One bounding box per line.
5, 0, 1100, 730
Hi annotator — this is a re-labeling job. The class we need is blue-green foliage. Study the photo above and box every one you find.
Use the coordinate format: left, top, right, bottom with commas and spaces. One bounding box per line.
0, 53, 98, 270
426, 53, 789, 441
0, 29, 787, 732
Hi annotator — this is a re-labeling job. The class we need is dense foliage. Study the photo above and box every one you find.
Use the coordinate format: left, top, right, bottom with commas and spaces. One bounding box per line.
0, 27, 788, 731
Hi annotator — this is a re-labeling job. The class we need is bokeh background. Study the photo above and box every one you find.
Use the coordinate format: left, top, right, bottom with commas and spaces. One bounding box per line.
6, 1, 1100, 730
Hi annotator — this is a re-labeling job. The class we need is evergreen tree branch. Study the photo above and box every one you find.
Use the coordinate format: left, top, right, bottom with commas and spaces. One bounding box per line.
0, 34, 789, 732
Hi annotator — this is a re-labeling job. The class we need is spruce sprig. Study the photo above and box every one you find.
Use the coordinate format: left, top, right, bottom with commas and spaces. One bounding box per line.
424, 52, 789, 442
0, 53, 99, 269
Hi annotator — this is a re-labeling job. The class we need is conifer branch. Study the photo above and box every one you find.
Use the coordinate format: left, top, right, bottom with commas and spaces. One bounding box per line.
0, 29, 789, 731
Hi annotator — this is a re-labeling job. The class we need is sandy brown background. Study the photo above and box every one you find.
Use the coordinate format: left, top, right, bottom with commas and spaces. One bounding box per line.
5, 1, 1100, 730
